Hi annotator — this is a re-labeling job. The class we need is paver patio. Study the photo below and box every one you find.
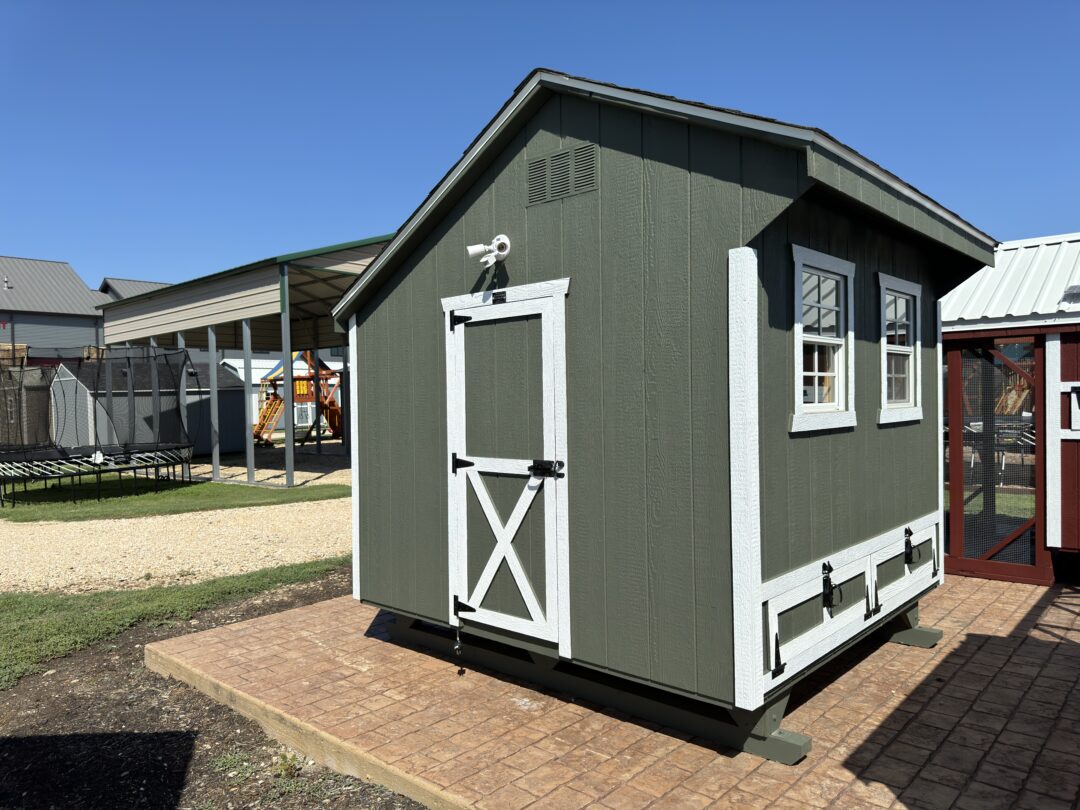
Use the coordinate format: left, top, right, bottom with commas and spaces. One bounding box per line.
145, 576, 1080, 809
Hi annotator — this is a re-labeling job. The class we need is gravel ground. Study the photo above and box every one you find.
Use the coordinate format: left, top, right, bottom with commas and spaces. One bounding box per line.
0, 498, 351, 593
188, 444, 352, 487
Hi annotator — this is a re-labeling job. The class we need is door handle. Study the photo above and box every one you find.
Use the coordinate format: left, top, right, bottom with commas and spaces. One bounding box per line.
528, 459, 564, 478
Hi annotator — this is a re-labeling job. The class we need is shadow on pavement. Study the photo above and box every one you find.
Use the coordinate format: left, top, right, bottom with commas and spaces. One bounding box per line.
0, 731, 195, 809
843, 584, 1080, 808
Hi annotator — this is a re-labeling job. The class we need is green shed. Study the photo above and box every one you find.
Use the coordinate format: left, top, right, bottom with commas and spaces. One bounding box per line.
332, 70, 994, 763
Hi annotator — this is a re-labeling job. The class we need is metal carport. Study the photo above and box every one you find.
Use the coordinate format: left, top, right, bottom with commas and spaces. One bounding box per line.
101, 234, 392, 486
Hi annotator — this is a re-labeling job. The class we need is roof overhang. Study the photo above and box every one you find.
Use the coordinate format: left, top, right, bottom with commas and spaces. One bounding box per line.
102, 235, 393, 351
332, 69, 996, 324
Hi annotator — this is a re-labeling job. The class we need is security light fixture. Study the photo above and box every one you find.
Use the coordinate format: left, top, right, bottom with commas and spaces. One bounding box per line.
465, 234, 511, 269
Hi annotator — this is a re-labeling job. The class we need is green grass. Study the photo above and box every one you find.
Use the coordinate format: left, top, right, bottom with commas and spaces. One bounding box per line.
0, 477, 350, 522
0, 555, 349, 690
944, 487, 1036, 519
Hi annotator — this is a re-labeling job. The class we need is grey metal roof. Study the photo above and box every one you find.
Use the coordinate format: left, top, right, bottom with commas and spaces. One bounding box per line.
99, 277, 171, 300
0, 256, 109, 316
942, 232, 1080, 328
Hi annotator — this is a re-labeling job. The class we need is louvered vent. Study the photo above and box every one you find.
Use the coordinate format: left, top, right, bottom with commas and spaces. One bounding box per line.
526, 143, 598, 206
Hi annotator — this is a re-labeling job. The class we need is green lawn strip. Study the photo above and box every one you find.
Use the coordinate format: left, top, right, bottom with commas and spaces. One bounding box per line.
0, 555, 350, 690
0, 478, 350, 522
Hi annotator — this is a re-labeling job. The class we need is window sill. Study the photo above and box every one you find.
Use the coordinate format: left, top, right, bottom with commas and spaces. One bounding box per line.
878, 406, 922, 425
790, 410, 857, 433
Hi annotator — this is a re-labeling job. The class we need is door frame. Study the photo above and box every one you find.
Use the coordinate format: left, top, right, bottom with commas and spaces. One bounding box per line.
943, 334, 1054, 585
441, 278, 572, 657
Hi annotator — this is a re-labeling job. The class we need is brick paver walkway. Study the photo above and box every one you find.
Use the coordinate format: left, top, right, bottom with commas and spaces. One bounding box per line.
146, 577, 1080, 808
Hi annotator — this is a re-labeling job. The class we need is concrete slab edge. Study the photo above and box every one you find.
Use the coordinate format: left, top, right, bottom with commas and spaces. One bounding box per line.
144, 642, 471, 810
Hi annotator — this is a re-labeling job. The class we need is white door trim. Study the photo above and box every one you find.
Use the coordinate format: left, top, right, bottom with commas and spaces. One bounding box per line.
442, 278, 572, 657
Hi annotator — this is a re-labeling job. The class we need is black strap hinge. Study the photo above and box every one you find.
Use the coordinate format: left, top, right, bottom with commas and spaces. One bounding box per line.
449, 312, 472, 331
491, 290, 506, 304
771, 632, 785, 676
451, 453, 474, 473
453, 595, 476, 616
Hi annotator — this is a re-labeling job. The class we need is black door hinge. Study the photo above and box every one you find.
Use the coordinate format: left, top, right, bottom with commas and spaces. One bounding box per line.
451, 453, 475, 473
904, 527, 915, 565
771, 632, 786, 676
528, 459, 565, 478
453, 595, 476, 616
822, 562, 835, 611
449, 312, 472, 331
491, 290, 506, 304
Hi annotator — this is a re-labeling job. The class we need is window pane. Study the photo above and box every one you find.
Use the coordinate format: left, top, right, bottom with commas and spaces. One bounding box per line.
816, 344, 836, 373
819, 276, 838, 308
887, 352, 910, 404
886, 292, 912, 347
803, 305, 820, 335
819, 373, 836, 404
820, 308, 838, 337
803, 271, 820, 305
802, 375, 816, 404
803, 343, 818, 373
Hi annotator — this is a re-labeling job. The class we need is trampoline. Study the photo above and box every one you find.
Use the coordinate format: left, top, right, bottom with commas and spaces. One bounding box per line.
0, 346, 196, 506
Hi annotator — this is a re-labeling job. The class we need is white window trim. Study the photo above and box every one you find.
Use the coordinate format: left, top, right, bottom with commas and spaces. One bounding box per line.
877, 273, 923, 424
791, 245, 857, 433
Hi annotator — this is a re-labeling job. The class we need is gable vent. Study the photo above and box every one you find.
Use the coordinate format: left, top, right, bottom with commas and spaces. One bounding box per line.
526, 143, 598, 206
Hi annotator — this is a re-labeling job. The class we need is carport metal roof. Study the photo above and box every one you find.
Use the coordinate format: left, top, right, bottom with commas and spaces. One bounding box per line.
101, 234, 393, 350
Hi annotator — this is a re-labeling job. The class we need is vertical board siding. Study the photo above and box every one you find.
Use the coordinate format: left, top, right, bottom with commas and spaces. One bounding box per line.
597, 104, 649, 677
758, 190, 944, 589
642, 115, 695, 691
688, 127, 740, 699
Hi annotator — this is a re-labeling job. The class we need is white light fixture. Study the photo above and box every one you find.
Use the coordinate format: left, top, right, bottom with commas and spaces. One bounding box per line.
465, 234, 511, 269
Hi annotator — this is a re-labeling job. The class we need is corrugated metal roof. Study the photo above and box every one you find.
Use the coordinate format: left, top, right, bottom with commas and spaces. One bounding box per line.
99, 277, 171, 300
942, 233, 1080, 328
0, 256, 109, 316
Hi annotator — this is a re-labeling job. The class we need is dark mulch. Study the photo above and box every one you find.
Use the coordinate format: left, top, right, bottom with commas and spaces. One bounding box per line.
0, 567, 426, 810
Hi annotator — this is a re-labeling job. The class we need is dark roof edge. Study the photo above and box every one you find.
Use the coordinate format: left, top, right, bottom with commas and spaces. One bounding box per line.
332, 68, 996, 324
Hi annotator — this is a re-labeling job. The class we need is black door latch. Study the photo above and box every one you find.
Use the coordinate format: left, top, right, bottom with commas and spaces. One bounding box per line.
528, 459, 565, 478
822, 562, 836, 611
904, 527, 915, 564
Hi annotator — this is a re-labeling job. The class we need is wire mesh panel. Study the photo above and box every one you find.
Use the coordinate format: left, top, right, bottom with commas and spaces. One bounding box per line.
957, 342, 1037, 565
0, 346, 193, 475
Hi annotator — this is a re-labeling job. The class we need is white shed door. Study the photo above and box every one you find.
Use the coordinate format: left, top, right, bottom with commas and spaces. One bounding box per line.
442, 280, 570, 654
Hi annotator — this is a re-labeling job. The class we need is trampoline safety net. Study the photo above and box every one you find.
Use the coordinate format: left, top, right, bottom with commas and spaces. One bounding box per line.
0, 346, 194, 484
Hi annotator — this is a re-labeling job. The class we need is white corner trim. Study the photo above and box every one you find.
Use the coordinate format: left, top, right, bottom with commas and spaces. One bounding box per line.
1046, 333, 1062, 549
348, 314, 361, 600
936, 302, 945, 585
877, 273, 923, 425
791, 245, 857, 435
728, 247, 763, 711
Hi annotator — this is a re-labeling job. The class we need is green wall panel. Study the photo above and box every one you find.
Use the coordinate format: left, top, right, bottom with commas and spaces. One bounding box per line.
756, 189, 950, 584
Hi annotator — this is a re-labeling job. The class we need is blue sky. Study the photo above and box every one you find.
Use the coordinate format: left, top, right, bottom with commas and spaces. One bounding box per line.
1, 1, 1077, 287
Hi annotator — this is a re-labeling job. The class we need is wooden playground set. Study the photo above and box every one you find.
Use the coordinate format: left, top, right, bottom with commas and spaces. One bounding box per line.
252, 351, 342, 447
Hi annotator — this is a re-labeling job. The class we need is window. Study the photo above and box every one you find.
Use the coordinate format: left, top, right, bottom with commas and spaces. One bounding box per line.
791, 246, 856, 432
878, 274, 922, 423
